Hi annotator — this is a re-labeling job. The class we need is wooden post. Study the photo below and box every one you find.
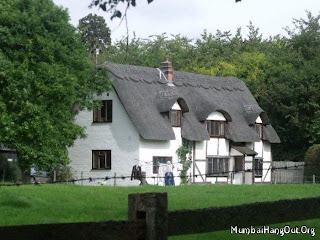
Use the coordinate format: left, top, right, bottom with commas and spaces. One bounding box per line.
128, 192, 168, 240
313, 175, 316, 184
141, 171, 147, 185
230, 172, 233, 185
81, 171, 83, 186
252, 156, 255, 185
114, 172, 117, 186
53, 171, 56, 183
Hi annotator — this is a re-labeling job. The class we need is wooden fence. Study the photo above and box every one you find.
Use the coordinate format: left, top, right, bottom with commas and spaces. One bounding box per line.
1, 193, 320, 240
272, 161, 305, 184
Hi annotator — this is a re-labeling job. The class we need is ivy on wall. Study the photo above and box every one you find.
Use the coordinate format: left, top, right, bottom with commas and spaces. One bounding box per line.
177, 139, 193, 184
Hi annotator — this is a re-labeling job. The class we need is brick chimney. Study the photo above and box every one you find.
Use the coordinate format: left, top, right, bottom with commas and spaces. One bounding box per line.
160, 57, 173, 83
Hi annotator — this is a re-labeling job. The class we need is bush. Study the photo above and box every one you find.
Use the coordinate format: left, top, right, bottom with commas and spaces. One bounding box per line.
49, 165, 75, 182
304, 144, 320, 178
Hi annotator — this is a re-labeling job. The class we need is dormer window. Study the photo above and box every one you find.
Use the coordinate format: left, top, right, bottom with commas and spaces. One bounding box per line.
255, 123, 263, 138
170, 110, 181, 127
254, 116, 263, 139
206, 120, 225, 138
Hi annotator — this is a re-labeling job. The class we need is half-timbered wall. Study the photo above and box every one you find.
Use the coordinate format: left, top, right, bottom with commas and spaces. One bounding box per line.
193, 112, 229, 184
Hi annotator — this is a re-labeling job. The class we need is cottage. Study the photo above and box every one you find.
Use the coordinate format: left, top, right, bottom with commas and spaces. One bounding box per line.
68, 59, 280, 186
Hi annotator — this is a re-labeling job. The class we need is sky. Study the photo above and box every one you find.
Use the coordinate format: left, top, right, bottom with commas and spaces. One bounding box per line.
53, 0, 320, 42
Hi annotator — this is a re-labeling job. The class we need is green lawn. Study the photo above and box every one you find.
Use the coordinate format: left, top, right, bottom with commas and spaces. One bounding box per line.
0, 184, 319, 239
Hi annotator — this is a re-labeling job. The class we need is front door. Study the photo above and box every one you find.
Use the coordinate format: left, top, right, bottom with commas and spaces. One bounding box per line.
234, 157, 244, 184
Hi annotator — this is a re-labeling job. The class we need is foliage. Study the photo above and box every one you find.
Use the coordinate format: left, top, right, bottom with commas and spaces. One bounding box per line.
49, 165, 75, 182
90, 0, 241, 20
0, 0, 111, 172
177, 139, 193, 184
99, 11, 320, 162
78, 14, 111, 64
304, 144, 320, 178
90, 0, 155, 20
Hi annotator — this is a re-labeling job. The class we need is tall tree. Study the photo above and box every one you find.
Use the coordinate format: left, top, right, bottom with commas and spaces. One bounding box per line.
0, 0, 111, 174
78, 14, 111, 65
89, 0, 241, 20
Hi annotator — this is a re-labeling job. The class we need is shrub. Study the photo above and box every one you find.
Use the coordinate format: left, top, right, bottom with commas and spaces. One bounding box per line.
304, 144, 320, 178
49, 165, 75, 182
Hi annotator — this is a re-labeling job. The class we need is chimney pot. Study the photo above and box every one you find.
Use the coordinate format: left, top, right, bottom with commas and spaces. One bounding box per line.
160, 57, 173, 83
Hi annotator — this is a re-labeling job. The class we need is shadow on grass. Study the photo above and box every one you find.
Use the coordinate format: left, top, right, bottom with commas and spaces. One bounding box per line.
1, 199, 31, 208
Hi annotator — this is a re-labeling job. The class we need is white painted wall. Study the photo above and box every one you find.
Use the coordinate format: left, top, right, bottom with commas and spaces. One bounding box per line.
171, 102, 181, 110
139, 101, 184, 185
261, 141, 272, 182
253, 116, 272, 183
256, 116, 263, 124
68, 91, 141, 186
207, 111, 226, 121
139, 127, 183, 186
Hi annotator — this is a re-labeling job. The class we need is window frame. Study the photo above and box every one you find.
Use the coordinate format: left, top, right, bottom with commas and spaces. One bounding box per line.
254, 123, 263, 139
153, 156, 172, 174
169, 110, 182, 127
207, 157, 229, 177
93, 100, 113, 123
206, 120, 226, 138
254, 158, 263, 177
92, 150, 111, 170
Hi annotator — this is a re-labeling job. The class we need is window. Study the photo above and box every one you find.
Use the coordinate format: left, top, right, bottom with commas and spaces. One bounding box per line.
170, 110, 181, 127
206, 121, 225, 137
255, 123, 263, 138
255, 158, 263, 177
93, 100, 112, 123
207, 157, 229, 176
153, 156, 172, 174
92, 150, 111, 170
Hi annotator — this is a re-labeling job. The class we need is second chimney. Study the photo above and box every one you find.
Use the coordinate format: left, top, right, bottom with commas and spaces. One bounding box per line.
160, 57, 173, 83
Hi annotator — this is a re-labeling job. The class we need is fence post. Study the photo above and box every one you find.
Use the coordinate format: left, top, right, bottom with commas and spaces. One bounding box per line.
114, 172, 117, 186
53, 171, 56, 183
128, 192, 168, 240
81, 171, 83, 186
141, 171, 147, 185
313, 175, 316, 184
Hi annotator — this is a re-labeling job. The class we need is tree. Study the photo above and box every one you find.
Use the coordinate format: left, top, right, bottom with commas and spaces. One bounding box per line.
90, 0, 155, 20
261, 12, 320, 161
89, 0, 242, 20
78, 14, 111, 65
0, 0, 111, 174
304, 144, 320, 179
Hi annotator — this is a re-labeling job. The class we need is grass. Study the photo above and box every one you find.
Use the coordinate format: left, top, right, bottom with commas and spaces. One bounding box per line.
0, 184, 319, 239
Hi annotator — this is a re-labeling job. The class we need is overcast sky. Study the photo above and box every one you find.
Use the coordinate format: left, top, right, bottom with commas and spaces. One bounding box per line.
53, 0, 320, 42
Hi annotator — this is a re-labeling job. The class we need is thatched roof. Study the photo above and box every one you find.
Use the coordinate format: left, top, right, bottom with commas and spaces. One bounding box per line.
101, 62, 280, 143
